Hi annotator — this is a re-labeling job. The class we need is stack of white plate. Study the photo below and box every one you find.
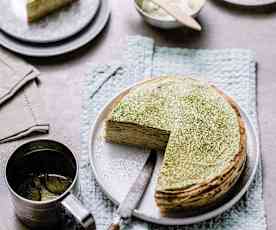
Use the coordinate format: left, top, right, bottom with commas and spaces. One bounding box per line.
0, 0, 110, 57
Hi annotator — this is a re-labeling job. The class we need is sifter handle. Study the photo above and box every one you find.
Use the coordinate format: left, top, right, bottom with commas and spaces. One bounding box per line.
61, 193, 96, 229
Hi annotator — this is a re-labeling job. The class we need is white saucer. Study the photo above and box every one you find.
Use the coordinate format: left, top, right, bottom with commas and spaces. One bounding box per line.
219, 0, 276, 7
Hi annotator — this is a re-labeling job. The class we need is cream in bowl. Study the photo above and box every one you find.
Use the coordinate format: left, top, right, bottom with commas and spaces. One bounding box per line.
134, 0, 206, 29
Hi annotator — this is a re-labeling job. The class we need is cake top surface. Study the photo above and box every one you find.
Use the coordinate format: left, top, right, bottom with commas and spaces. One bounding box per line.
111, 77, 241, 191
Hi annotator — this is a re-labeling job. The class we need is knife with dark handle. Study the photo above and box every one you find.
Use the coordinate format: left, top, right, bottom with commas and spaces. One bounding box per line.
108, 224, 120, 230
107, 152, 157, 230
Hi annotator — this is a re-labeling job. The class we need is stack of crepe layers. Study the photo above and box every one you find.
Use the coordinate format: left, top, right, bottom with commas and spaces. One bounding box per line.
105, 77, 247, 214
155, 126, 246, 213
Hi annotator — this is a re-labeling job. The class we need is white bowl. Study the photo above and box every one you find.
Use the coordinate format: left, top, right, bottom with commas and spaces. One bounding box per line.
134, 0, 206, 29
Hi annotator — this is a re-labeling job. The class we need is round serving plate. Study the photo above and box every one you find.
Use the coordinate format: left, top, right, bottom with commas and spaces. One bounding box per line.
89, 81, 260, 225
0, 0, 100, 43
218, 0, 276, 7
0, 0, 110, 57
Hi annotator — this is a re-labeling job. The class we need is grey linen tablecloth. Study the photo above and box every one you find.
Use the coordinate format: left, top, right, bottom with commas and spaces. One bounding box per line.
80, 36, 266, 230
0, 48, 49, 143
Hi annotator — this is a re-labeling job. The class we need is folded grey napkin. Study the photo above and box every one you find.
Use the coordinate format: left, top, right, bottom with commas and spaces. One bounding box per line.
0, 48, 49, 143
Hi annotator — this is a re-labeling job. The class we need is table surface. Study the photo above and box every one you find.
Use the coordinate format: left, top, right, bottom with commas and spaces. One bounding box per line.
1, 0, 276, 229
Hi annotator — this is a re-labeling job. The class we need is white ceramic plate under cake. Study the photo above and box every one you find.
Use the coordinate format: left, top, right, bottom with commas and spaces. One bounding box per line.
89, 84, 260, 225
0, 0, 100, 43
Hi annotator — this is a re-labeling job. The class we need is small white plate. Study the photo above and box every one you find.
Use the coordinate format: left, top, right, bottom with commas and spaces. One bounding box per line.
218, 0, 276, 7
89, 84, 259, 225
0, 0, 100, 43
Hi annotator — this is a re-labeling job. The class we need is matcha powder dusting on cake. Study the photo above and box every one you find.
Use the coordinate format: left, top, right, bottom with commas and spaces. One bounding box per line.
110, 77, 241, 191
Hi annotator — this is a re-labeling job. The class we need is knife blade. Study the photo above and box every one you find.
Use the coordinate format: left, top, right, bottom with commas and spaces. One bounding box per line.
107, 151, 156, 230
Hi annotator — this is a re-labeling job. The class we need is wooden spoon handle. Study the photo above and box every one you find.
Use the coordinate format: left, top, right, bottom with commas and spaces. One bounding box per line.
107, 223, 120, 230
151, 0, 202, 31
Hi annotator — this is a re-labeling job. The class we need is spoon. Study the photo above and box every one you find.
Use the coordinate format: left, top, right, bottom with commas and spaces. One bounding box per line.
150, 0, 202, 31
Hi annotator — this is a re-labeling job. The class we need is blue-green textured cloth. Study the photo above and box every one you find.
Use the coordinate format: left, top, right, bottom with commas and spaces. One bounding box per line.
80, 36, 266, 230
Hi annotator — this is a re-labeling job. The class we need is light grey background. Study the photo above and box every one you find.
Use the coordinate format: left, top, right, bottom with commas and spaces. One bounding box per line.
0, 0, 275, 229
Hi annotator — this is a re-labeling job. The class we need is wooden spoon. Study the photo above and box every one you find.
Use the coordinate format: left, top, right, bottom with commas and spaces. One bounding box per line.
150, 0, 202, 31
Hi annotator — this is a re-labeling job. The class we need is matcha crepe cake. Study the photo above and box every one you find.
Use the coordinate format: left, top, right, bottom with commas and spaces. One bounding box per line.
105, 77, 246, 213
